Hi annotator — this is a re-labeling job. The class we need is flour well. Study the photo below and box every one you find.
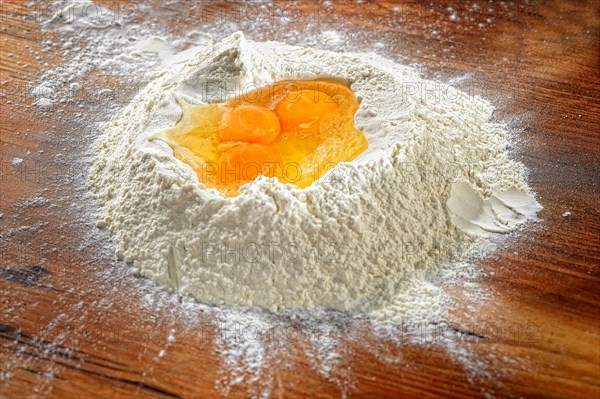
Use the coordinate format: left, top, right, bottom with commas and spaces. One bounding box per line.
90, 32, 540, 318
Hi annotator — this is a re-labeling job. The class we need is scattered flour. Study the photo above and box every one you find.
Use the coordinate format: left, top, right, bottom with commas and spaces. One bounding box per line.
29, 0, 210, 111
89, 32, 541, 319
20, 195, 50, 209
320, 30, 342, 46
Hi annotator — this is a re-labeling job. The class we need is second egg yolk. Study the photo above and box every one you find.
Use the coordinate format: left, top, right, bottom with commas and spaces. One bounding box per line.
219, 105, 281, 145
218, 143, 282, 183
275, 89, 338, 131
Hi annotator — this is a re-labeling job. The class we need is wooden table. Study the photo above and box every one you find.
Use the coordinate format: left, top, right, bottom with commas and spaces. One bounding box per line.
1, 1, 599, 398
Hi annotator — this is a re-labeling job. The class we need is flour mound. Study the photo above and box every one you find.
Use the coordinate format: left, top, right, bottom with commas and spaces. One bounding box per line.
90, 32, 540, 315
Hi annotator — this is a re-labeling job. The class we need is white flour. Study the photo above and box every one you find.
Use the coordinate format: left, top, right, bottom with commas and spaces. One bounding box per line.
89, 32, 540, 318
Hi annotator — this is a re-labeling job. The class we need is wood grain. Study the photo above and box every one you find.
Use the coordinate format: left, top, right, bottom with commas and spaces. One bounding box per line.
1, 1, 599, 398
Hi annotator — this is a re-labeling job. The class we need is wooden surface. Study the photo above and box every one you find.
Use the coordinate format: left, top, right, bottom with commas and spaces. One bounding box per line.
1, 1, 599, 398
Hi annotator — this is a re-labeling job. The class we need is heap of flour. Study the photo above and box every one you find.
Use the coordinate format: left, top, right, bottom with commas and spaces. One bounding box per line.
90, 32, 540, 315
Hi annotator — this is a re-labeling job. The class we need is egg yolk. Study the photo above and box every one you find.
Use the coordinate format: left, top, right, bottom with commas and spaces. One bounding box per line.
218, 143, 282, 183
275, 90, 338, 131
219, 105, 280, 145
151, 80, 368, 197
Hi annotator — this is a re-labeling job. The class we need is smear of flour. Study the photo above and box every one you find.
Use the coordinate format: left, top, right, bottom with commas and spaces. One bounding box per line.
1, 1, 542, 397
19, 195, 50, 209
447, 182, 540, 236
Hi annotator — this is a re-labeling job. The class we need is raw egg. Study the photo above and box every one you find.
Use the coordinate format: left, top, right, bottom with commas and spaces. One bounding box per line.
152, 80, 368, 196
